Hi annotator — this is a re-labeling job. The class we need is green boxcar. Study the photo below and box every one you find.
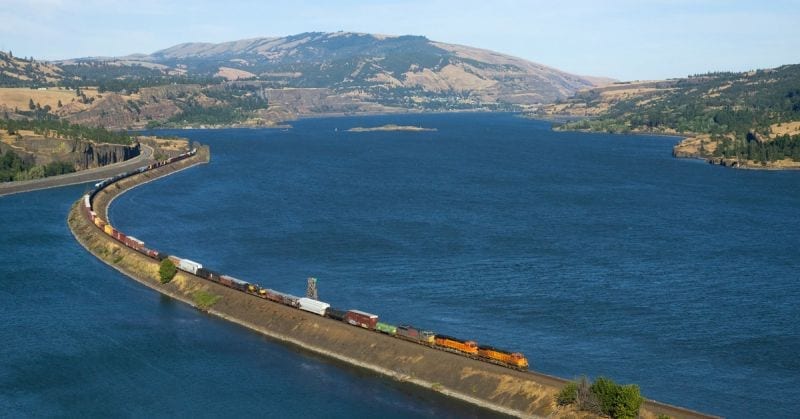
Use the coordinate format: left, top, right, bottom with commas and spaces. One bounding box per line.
375, 322, 397, 336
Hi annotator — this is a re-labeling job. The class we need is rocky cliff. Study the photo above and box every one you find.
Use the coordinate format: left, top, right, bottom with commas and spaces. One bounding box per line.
1, 135, 139, 169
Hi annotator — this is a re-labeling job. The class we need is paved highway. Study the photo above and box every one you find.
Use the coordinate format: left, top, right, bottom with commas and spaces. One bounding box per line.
0, 145, 154, 197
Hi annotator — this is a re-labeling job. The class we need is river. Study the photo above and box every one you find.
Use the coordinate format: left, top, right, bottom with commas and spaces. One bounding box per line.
2, 113, 798, 418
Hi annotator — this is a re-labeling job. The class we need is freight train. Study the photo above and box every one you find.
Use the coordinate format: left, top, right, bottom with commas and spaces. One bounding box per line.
81, 149, 530, 371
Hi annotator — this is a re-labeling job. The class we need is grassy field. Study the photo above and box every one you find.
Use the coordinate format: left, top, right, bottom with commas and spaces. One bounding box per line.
0, 87, 101, 110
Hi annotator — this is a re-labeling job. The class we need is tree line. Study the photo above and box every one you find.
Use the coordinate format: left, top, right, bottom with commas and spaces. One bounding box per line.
560, 64, 800, 163
1, 118, 133, 145
0, 149, 75, 182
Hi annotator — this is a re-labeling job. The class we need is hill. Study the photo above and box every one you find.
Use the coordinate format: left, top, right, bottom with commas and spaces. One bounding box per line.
533, 65, 800, 168
121, 32, 602, 105
0, 51, 62, 87
0, 32, 609, 129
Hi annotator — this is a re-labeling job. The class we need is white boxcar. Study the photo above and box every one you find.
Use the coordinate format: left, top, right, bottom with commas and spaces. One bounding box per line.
298, 297, 331, 316
83, 195, 91, 209
178, 258, 203, 275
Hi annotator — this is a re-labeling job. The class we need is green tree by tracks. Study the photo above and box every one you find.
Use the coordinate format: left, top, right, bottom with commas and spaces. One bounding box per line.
557, 376, 643, 419
159, 259, 177, 284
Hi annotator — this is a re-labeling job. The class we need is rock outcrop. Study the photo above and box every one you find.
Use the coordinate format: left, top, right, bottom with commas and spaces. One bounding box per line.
2, 136, 139, 169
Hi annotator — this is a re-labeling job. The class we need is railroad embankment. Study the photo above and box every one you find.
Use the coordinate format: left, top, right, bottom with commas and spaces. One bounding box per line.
67, 145, 717, 419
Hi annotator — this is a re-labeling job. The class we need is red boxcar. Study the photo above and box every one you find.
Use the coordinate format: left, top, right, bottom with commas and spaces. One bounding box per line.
125, 236, 145, 251
345, 310, 378, 330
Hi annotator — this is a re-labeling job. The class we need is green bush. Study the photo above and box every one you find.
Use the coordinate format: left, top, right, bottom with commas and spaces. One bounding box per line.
192, 290, 221, 310
590, 376, 643, 419
614, 384, 644, 419
591, 377, 618, 415
558, 376, 643, 419
556, 382, 577, 406
159, 259, 177, 283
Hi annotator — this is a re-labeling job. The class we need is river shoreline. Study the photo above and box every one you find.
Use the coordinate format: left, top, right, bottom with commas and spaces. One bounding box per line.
533, 116, 800, 171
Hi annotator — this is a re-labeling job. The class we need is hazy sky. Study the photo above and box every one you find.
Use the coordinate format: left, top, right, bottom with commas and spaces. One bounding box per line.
2, 0, 798, 80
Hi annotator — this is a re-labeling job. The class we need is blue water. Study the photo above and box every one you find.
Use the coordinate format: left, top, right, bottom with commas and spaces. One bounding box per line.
2, 113, 798, 417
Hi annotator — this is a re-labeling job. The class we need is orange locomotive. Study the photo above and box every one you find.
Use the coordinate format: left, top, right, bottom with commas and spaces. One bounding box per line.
478, 345, 529, 369
434, 335, 479, 355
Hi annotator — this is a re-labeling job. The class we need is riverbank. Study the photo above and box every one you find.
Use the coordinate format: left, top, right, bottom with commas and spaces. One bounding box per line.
549, 122, 800, 170
673, 136, 800, 170
67, 142, 717, 419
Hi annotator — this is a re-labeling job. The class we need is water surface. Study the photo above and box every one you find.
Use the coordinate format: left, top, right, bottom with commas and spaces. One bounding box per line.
3, 113, 798, 418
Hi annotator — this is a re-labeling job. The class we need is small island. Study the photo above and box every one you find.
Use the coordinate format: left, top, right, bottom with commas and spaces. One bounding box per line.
347, 124, 437, 133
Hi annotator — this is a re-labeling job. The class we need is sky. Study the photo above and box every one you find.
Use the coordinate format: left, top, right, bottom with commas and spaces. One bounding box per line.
1, 0, 799, 81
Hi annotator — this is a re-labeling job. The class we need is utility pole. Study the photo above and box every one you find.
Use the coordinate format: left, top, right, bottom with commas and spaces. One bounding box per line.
306, 277, 318, 300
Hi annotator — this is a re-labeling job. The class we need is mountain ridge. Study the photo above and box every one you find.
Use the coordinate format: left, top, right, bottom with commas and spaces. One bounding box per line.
55, 31, 609, 104
2, 32, 612, 129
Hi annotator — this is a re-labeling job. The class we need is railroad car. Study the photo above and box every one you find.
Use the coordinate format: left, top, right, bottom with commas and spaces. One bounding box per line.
264, 289, 300, 307
245, 284, 268, 298
195, 268, 212, 281
375, 322, 397, 336
125, 236, 145, 251
326, 308, 346, 321
477, 345, 529, 370
139, 247, 161, 260
177, 258, 203, 275
298, 297, 330, 316
434, 335, 479, 356
112, 230, 126, 242
103, 224, 114, 236
246, 284, 259, 295
345, 310, 378, 330
220, 275, 248, 292
396, 325, 435, 345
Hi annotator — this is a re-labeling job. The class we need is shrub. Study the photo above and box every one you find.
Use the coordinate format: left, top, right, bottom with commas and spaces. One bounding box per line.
614, 384, 643, 419
591, 376, 618, 415
556, 382, 577, 406
192, 290, 221, 310
576, 376, 601, 414
590, 376, 643, 419
557, 376, 600, 413
159, 259, 177, 283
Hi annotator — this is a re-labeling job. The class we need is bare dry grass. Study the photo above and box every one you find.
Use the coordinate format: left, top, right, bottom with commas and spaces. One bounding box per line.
0, 87, 101, 110
770, 121, 800, 138
215, 66, 256, 80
